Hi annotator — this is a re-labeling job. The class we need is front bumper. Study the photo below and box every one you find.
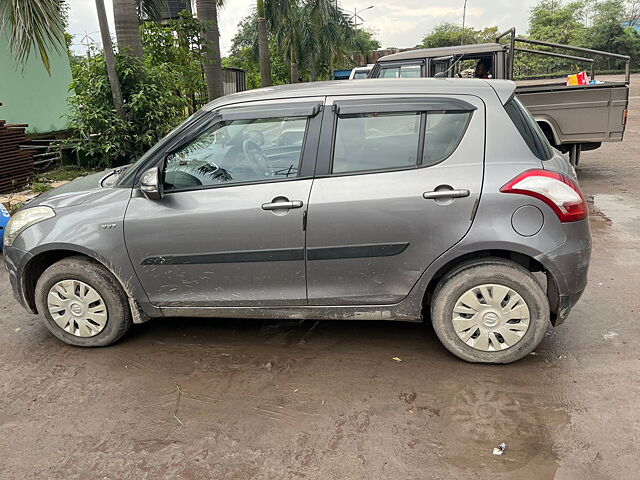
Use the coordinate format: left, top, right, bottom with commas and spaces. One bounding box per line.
3, 246, 35, 313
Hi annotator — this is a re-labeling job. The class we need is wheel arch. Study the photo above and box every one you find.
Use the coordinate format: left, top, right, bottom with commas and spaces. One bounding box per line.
535, 117, 560, 147
21, 245, 135, 314
421, 248, 561, 324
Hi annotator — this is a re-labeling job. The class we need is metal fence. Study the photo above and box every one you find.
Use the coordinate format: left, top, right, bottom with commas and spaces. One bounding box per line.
223, 68, 247, 96
0, 121, 33, 193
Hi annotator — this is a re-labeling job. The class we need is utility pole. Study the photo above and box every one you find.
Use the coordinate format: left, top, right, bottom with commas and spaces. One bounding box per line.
350, 6, 375, 29
461, 0, 468, 45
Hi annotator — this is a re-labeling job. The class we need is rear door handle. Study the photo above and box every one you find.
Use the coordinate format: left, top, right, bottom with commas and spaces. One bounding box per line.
423, 189, 470, 200
262, 200, 303, 211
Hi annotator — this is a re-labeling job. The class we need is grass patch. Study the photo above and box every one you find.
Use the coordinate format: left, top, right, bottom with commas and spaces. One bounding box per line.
31, 182, 52, 193
35, 165, 94, 183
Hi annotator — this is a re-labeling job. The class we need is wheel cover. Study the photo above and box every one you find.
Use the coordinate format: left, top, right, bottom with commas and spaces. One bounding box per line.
47, 280, 108, 337
452, 284, 530, 352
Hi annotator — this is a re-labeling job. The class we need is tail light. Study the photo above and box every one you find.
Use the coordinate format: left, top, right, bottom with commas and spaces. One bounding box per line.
623, 109, 628, 125
500, 169, 588, 222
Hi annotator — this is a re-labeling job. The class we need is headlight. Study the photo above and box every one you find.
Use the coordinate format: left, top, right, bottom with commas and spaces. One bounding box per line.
3, 206, 55, 247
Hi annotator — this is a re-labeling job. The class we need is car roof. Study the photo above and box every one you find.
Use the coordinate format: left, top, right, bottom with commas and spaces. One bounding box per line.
378, 43, 505, 63
204, 78, 516, 111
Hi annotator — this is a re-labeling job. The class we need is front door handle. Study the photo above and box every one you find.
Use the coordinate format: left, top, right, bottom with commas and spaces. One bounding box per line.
262, 200, 303, 211
423, 189, 470, 200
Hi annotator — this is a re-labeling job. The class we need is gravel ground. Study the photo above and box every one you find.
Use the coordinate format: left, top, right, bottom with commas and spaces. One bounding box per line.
1, 76, 639, 480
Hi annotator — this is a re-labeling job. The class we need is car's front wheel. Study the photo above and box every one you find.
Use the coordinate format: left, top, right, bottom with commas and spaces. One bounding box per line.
431, 259, 550, 364
35, 256, 132, 346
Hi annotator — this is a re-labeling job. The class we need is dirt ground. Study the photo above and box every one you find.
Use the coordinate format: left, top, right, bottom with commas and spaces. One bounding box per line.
1, 77, 639, 480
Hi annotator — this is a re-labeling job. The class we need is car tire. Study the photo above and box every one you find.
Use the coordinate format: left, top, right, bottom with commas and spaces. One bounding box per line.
35, 256, 132, 347
431, 259, 549, 364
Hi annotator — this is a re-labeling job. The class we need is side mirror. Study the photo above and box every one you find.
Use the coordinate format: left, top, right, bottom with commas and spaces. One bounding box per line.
140, 166, 163, 200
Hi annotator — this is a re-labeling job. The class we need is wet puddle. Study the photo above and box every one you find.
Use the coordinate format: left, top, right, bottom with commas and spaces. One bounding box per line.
588, 194, 640, 240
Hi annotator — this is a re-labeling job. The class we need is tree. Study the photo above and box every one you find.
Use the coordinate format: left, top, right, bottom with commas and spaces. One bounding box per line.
528, 0, 586, 45
230, 3, 367, 85
142, 11, 208, 113
352, 28, 381, 57
113, 0, 145, 57
0, 0, 66, 74
297, 0, 357, 81
629, 0, 640, 26
112, 0, 167, 57
95, 0, 126, 119
422, 23, 498, 48
587, 0, 638, 69
265, 0, 357, 83
65, 53, 187, 168
226, 13, 292, 86
196, 0, 224, 101
257, 0, 273, 86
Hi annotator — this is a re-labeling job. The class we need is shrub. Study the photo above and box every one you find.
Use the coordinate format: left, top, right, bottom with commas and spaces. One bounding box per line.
65, 53, 188, 168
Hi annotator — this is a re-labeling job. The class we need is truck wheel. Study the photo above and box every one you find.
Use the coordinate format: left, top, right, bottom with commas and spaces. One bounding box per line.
431, 260, 549, 364
35, 256, 132, 347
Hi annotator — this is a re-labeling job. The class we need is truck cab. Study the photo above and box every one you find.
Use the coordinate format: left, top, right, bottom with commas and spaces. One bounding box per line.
372, 43, 507, 80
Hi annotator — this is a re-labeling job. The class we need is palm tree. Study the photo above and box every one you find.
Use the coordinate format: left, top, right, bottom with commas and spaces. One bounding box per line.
96, 0, 126, 119
256, 0, 272, 87
270, 0, 355, 83
302, 0, 356, 80
113, 0, 145, 57
0, 0, 66, 74
270, 5, 300, 83
196, 0, 224, 100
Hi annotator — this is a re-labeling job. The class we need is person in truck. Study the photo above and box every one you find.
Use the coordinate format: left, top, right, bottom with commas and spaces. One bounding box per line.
474, 59, 491, 79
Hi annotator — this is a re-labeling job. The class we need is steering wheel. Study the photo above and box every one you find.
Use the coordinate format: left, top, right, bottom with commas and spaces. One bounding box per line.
245, 130, 265, 146
242, 139, 271, 178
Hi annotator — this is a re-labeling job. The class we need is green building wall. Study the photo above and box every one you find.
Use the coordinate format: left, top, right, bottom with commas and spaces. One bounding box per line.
0, 34, 73, 134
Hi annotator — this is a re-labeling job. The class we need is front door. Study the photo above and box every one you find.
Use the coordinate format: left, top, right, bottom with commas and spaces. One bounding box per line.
305, 94, 485, 305
124, 101, 322, 307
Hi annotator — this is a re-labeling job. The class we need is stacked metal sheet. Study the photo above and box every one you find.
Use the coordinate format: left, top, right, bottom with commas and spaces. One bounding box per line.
0, 121, 33, 193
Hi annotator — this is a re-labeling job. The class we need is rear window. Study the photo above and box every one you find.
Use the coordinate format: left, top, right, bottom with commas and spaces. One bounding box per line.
333, 112, 421, 173
423, 111, 472, 166
331, 109, 473, 174
504, 97, 553, 160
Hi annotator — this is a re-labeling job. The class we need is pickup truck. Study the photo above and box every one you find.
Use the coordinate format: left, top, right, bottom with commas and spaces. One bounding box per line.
369, 28, 630, 166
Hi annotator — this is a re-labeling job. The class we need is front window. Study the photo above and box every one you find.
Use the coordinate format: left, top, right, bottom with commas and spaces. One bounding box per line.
163, 116, 308, 191
430, 55, 495, 79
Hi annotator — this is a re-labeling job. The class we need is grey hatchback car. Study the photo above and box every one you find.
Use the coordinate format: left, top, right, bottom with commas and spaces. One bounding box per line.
3, 79, 591, 363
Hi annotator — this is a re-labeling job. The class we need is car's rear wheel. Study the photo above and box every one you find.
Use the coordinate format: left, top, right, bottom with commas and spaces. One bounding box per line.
431, 259, 549, 364
35, 256, 132, 346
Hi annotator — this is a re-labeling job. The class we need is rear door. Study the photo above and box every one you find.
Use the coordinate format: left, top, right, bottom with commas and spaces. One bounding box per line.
305, 95, 485, 305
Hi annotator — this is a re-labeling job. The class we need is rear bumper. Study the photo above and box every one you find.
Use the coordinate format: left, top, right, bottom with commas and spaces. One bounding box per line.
3, 246, 35, 313
554, 290, 586, 325
535, 219, 591, 325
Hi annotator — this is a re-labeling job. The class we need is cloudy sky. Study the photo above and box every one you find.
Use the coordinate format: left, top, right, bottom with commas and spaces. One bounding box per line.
66, 0, 539, 56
